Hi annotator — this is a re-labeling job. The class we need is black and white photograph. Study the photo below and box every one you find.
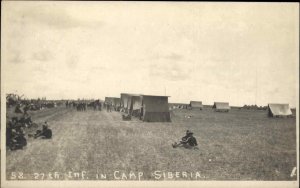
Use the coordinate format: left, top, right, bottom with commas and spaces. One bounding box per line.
1, 2, 299, 188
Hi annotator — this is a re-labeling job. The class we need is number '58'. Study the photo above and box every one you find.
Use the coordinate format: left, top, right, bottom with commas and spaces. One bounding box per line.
11, 172, 25, 180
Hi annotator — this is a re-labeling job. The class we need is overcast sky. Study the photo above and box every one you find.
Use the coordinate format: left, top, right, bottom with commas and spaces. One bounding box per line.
2, 2, 299, 107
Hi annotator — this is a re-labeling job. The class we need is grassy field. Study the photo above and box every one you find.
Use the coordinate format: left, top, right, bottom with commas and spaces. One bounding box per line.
6, 106, 297, 180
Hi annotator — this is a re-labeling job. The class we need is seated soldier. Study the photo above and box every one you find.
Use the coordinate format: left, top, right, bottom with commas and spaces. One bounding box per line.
8, 127, 27, 150
19, 114, 33, 127
6, 120, 14, 147
172, 130, 198, 149
11, 117, 19, 127
122, 114, 131, 120
24, 116, 33, 127
15, 104, 23, 113
34, 122, 52, 139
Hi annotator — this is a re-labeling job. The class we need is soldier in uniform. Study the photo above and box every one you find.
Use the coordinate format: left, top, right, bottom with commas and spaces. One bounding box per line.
34, 122, 52, 139
99, 102, 102, 111
109, 102, 112, 112
172, 130, 198, 149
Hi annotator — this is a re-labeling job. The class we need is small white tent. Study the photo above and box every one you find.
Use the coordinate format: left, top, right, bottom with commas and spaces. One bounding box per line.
189, 101, 203, 110
268, 103, 292, 117
213, 102, 230, 112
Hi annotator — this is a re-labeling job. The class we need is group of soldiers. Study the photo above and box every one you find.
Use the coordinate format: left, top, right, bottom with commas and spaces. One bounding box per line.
65, 100, 103, 111
92, 102, 102, 111
65, 101, 74, 108
65, 101, 88, 111
65, 99, 124, 113
7, 100, 54, 151
6, 113, 53, 151
104, 102, 113, 112
89, 100, 102, 111
6, 116, 29, 150
76, 103, 87, 111
15, 102, 58, 115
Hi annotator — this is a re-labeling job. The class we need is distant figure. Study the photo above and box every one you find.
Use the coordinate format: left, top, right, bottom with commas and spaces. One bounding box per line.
109, 102, 112, 112
106, 102, 112, 112
99, 103, 102, 111
172, 130, 198, 149
139, 106, 144, 120
84, 103, 87, 111
105, 102, 109, 112
34, 122, 52, 139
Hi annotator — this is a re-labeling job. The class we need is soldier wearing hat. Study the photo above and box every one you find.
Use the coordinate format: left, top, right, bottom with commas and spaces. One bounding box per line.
172, 130, 198, 149
34, 121, 52, 139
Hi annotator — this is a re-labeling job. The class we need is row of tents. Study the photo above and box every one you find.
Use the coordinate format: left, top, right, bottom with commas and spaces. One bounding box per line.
187, 101, 293, 117
175, 101, 231, 112
105, 93, 293, 122
106, 94, 171, 122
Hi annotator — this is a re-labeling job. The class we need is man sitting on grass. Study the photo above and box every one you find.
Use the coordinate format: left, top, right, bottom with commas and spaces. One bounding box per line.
34, 122, 52, 139
172, 130, 198, 149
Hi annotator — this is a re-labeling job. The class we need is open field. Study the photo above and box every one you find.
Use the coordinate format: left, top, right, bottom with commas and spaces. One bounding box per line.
6, 106, 297, 180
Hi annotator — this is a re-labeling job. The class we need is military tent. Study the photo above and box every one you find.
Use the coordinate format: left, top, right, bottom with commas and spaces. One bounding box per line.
141, 95, 171, 122
169, 103, 188, 109
189, 101, 203, 110
120, 93, 141, 113
105, 97, 121, 110
112, 98, 121, 107
213, 102, 230, 112
131, 96, 143, 117
120, 94, 129, 109
105, 97, 114, 104
268, 103, 292, 117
